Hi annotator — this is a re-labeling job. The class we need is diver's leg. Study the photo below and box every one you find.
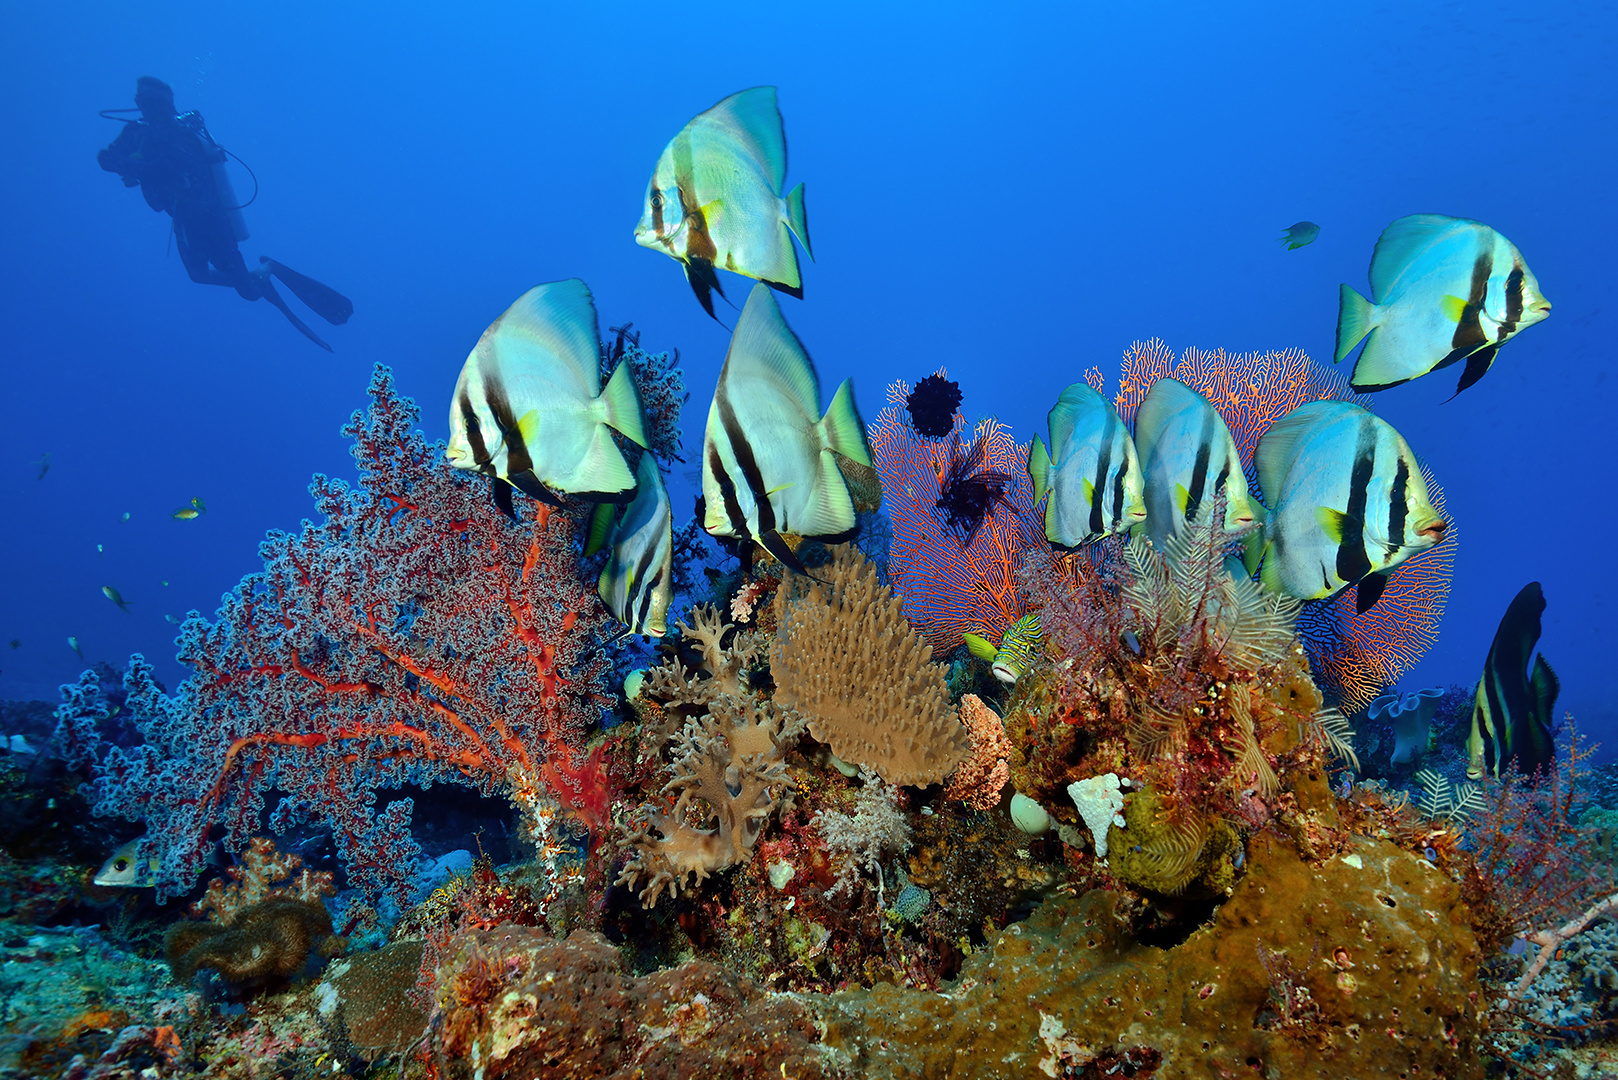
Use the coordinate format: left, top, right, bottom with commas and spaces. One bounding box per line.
174, 222, 235, 287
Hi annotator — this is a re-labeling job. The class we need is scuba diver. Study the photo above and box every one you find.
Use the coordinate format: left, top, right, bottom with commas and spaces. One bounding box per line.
98, 77, 353, 351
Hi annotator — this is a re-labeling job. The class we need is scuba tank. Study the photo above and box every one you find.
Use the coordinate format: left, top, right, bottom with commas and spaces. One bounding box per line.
210, 158, 250, 243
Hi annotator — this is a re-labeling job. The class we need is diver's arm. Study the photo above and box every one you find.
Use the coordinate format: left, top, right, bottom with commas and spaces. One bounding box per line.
96, 122, 147, 185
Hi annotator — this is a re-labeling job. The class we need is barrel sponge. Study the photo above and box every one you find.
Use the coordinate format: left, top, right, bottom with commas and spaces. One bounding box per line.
772, 546, 968, 786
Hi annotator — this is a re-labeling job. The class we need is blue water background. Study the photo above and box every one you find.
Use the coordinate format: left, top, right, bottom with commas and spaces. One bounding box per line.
1, 3, 1612, 747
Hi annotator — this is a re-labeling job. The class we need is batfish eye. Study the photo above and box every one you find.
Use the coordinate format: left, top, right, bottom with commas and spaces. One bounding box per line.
115, 858, 129, 871
651, 191, 663, 209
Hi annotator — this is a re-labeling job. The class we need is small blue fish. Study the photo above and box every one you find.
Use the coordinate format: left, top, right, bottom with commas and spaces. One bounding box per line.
102, 585, 132, 613
68, 636, 84, 661
1278, 221, 1320, 250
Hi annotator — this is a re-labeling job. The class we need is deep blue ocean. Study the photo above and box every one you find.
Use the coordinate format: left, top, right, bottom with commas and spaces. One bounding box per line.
2, 2, 1613, 747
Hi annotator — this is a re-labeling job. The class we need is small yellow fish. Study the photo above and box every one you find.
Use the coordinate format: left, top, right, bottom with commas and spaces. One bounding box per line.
190, 496, 208, 513
171, 507, 200, 520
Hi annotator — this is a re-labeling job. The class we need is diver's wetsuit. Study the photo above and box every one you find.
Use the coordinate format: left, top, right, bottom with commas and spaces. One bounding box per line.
98, 77, 352, 349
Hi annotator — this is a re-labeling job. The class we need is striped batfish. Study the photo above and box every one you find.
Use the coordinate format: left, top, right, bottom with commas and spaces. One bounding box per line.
1134, 378, 1257, 553
1336, 214, 1550, 397
1467, 581, 1558, 780
964, 613, 1043, 685
447, 280, 648, 514
701, 284, 872, 572
1255, 401, 1446, 614
1028, 382, 1145, 549
594, 451, 674, 637
634, 87, 812, 319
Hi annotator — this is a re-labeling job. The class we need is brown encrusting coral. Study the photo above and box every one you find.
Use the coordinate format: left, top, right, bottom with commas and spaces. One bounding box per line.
164, 896, 338, 989
428, 924, 832, 1080
773, 546, 968, 786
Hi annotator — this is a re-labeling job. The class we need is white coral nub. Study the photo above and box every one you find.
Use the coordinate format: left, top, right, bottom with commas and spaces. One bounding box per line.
1068, 773, 1128, 859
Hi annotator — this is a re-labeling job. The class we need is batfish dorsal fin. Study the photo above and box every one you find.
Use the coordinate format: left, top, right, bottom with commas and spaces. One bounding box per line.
1256, 400, 1349, 501
1047, 382, 1103, 459
700, 86, 786, 191
727, 284, 820, 417
1133, 377, 1199, 458
1368, 214, 1471, 300
494, 278, 604, 395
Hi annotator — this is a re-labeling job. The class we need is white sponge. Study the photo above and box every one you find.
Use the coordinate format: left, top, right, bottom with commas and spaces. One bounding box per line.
1068, 773, 1128, 858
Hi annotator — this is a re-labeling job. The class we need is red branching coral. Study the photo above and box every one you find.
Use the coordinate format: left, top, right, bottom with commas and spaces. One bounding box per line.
1098, 340, 1454, 709
869, 375, 1043, 652
81, 367, 616, 905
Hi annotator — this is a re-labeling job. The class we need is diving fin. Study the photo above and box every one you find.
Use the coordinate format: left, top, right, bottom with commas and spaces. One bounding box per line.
253, 269, 332, 351
260, 257, 354, 325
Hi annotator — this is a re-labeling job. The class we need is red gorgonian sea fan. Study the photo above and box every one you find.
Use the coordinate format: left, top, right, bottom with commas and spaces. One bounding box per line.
60, 367, 617, 905
1097, 339, 1454, 710
869, 374, 1044, 653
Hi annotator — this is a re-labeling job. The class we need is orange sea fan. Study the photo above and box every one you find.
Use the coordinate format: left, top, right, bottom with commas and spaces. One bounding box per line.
1098, 341, 1454, 712
1298, 465, 1457, 712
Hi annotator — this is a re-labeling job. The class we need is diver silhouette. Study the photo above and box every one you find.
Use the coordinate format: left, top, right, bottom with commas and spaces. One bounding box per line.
97, 77, 353, 351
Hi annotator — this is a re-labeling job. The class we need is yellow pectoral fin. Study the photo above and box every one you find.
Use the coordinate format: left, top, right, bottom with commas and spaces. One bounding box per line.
1081, 477, 1095, 504
517, 409, 540, 443
1441, 294, 1469, 323
1174, 483, 1190, 514
963, 633, 998, 662
701, 197, 725, 222
1315, 506, 1350, 542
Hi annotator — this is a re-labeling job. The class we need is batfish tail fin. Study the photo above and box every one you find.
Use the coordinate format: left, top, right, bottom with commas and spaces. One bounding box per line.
600, 360, 649, 448
1335, 284, 1376, 363
785, 182, 812, 261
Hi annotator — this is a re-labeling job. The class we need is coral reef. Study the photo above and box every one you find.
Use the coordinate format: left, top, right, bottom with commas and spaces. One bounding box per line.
772, 546, 967, 786
943, 694, 1011, 811
57, 368, 618, 905
869, 377, 1043, 654
163, 897, 337, 989
617, 694, 797, 908
428, 924, 831, 1079
812, 835, 1486, 1079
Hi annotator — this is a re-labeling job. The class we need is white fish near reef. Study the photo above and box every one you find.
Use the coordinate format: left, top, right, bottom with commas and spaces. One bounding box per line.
700, 285, 872, 573
634, 87, 812, 319
94, 838, 160, 888
1256, 401, 1446, 613
596, 452, 674, 637
1133, 378, 1258, 551
1028, 382, 1144, 548
1335, 214, 1550, 396
447, 279, 648, 510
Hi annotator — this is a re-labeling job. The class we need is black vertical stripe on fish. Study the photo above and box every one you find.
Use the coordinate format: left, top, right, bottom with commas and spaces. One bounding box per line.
509, 470, 561, 506
481, 371, 536, 483
1183, 418, 1214, 526
707, 441, 750, 541
1501, 265, 1524, 339
1448, 252, 1493, 356
633, 573, 656, 634
1110, 453, 1131, 532
1335, 421, 1376, 585
459, 391, 492, 467
716, 394, 776, 537
650, 185, 666, 241
1088, 435, 1114, 537
1387, 455, 1410, 550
